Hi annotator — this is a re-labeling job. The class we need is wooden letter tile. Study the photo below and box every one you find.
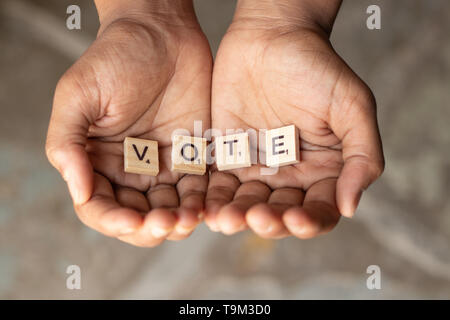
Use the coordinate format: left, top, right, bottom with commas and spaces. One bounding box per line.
215, 132, 251, 171
265, 125, 300, 167
171, 135, 207, 175
124, 137, 159, 176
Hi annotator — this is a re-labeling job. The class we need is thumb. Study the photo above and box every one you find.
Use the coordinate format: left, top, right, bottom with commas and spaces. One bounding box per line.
331, 84, 385, 218
46, 74, 97, 205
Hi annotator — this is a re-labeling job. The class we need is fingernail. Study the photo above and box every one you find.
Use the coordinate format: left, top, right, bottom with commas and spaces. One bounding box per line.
120, 227, 137, 235
344, 190, 363, 218
62, 169, 70, 182
223, 224, 246, 235
292, 224, 306, 235
342, 208, 354, 218
176, 225, 194, 235
151, 227, 171, 238
68, 180, 82, 205
208, 223, 220, 232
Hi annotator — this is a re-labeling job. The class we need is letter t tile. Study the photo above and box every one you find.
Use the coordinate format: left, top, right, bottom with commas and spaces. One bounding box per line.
215, 132, 252, 171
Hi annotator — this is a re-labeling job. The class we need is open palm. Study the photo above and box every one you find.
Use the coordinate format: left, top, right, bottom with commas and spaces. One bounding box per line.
206, 26, 384, 239
46, 19, 212, 246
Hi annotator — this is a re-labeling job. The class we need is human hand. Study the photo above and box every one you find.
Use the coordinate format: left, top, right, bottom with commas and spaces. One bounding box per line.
46, 0, 212, 246
205, 0, 384, 239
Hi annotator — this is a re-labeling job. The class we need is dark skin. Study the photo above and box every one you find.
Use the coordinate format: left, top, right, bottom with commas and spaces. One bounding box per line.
46, 1, 212, 247
46, 0, 384, 246
205, 0, 384, 238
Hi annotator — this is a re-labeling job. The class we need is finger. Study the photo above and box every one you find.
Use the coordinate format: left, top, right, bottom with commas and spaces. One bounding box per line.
205, 172, 240, 232
166, 207, 200, 241
118, 208, 176, 247
75, 173, 144, 237
283, 178, 340, 239
330, 85, 384, 217
217, 181, 271, 235
268, 188, 305, 205
144, 185, 180, 241
177, 175, 208, 213
114, 186, 150, 213
165, 175, 208, 240
46, 76, 96, 205
146, 184, 179, 209
246, 188, 304, 238
147, 208, 178, 239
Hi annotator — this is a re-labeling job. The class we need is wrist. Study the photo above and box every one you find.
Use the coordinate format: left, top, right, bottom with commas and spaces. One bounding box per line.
94, 0, 197, 28
233, 0, 342, 36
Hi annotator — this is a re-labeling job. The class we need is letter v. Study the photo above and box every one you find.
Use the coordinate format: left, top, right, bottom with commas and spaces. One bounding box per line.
132, 144, 148, 161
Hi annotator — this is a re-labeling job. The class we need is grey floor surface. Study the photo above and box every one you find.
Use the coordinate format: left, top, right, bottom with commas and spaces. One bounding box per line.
0, 0, 449, 299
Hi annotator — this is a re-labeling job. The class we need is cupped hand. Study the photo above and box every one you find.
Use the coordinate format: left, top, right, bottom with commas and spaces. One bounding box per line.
46, 12, 212, 246
205, 18, 384, 239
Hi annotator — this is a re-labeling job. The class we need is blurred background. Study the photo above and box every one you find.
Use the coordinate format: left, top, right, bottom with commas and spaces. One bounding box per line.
0, 0, 449, 299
